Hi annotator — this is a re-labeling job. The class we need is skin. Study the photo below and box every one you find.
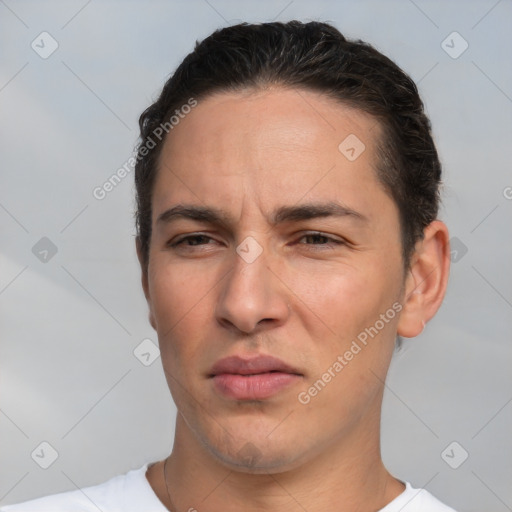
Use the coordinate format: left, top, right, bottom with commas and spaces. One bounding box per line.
137, 87, 450, 511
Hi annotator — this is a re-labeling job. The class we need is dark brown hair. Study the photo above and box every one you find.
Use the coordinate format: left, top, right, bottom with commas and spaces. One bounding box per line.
135, 20, 441, 270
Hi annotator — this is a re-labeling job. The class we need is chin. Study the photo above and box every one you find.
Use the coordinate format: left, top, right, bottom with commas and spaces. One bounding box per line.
205, 434, 308, 475
181, 402, 317, 473
215, 449, 302, 474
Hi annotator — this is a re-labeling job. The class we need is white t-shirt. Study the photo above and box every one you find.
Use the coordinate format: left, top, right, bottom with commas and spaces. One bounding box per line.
0, 464, 457, 512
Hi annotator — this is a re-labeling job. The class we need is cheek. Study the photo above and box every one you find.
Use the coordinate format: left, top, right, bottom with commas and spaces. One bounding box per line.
284, 257, 402, 393
148, 265, 214, 412
149, 258, 220, 322
291, 267, 399, 426
150, 268, 184, 326
148, 264, 211, 360
284, 262, 389, 337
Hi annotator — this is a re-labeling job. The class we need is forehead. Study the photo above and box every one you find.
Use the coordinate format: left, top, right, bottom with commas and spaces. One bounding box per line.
153, 87, 391, 223
162, 86, 381, 161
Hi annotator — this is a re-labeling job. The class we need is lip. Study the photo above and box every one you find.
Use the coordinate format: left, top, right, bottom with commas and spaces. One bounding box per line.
209, 355, 302, 400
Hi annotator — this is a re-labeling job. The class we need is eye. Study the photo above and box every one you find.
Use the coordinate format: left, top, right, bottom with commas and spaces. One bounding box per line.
298, 232, 346, 247
168, 234, 217, 248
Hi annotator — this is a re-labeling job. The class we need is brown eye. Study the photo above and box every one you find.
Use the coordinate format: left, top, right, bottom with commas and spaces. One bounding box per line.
302, 233, 330, 245
168, 234, 216, 248
298, 232, 345, 247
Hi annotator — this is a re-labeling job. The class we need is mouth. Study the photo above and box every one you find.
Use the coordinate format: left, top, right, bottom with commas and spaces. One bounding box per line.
209, 355, 303, 400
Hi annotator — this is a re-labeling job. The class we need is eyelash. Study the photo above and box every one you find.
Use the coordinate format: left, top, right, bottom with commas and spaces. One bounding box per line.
169, 234, 216, 248
168, 232, 346, 249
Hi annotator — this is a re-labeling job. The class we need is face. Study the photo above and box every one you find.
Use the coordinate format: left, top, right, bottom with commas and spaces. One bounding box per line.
140, 87, 408, 473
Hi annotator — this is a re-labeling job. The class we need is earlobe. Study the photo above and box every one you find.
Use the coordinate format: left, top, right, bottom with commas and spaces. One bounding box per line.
397, 220, 450, 338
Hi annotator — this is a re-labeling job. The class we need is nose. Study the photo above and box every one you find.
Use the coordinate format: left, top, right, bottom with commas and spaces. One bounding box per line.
215, 245, 290, 334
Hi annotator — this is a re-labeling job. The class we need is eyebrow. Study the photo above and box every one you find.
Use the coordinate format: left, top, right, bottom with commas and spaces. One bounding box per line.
156, 202, 367, 228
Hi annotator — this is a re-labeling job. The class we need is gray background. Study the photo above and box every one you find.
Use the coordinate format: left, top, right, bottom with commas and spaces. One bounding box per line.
1, 1, 511, 510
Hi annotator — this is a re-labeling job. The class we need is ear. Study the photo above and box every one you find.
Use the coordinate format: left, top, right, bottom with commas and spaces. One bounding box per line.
136, 236, 157, 331
397, 220, 450, 338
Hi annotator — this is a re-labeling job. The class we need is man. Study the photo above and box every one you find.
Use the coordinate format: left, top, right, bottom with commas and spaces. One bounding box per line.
1, 20, 455, 512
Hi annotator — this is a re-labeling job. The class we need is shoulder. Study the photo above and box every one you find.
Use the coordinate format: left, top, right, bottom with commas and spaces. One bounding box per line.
0, 488, 97, 512
0, 464, 164, 512
380, 481, 458, 512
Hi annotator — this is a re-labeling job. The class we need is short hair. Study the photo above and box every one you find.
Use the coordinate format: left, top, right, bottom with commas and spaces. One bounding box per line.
134, 20, 442, 271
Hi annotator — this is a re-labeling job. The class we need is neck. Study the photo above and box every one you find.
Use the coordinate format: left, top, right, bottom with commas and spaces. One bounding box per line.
151, 406, 404, 512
